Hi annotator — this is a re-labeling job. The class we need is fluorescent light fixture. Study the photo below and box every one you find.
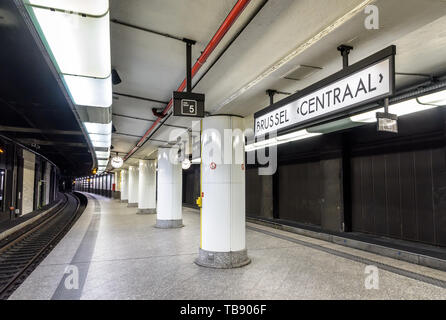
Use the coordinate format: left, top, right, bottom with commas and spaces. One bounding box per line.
89, 133, 111, 144
254, 138, 276, 148
389, 100, 436, 117
85, 122, 112, 149
350, 108, 384, 123
98, 159, 109, 166
350, 89, 446, 123
95, 151, 110, 159
31, 8, 110, 78
246, 130, 322, 151
84, 122, 112, 135
91, 139, 111, 148
276, 129, 321, 142
29, 0, 109, 16
64, 75, 112, 107
417, 90, 446, 106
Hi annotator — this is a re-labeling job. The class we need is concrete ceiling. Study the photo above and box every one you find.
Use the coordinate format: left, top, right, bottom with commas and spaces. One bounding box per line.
109, 0, 446, 168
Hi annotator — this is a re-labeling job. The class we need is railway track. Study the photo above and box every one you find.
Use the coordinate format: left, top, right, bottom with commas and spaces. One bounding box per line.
0, 192, 87, 299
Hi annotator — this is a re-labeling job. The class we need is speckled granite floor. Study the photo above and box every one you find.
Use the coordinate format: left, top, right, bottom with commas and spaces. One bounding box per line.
9, 193, 446, 300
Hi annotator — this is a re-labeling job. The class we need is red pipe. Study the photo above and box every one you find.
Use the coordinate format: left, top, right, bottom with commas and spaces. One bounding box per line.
124, 0, 251, 161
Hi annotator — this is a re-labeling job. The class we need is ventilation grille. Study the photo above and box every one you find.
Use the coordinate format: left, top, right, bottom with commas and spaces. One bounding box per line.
283, 65, 322, 81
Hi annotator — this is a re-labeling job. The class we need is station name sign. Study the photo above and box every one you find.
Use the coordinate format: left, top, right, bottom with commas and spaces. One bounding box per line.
254, 46, 396, 137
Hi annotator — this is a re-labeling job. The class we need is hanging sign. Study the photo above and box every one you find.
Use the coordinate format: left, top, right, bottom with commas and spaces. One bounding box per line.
173, 91, 205, 117
254, 46, 396, 137
377, 112, 398, 133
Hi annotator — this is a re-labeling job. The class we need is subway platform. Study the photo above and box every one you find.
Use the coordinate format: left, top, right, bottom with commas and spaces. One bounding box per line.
9, 193, 446, 300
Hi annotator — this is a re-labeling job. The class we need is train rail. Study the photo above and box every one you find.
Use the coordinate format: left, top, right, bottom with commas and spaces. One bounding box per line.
0, 192, 87, 299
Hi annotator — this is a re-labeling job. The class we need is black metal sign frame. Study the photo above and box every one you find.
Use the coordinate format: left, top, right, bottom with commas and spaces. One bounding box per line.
173, 91, 205, 118
254, 45, 396, 139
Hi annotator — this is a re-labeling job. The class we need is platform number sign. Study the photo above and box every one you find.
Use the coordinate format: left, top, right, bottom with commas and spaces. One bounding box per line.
173, 91, 205, 118
182, 99, 197, 116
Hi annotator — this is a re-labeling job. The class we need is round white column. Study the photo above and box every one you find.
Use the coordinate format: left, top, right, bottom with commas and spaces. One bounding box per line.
156, 147, 183, 228
113, 171, 120, 199
137, 159, 157, 214
128, 165, 139, 207
196, 115, 250, 268
120, 169, 128, 203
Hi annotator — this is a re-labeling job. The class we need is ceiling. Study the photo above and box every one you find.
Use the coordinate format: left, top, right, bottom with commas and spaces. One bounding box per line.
108, 0, 446, 169
0, 0, 94, 176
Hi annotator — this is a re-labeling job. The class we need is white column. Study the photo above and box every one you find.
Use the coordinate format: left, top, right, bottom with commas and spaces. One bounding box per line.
195, 115, 250, 268
120, 169, 128, 202
113, 171, 120, 199
127, 165, 139, 207
137, 159, 157, 214
156, 147, 183, 228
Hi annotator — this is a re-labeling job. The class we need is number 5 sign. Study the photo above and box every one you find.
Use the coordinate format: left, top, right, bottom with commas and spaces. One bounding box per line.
173, 91, 205, 118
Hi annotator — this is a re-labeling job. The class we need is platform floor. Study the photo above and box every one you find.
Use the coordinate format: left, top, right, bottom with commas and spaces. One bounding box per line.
9, 193, 446, 300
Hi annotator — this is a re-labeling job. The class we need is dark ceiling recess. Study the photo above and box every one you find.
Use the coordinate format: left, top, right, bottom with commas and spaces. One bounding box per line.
0, 1, 93, 176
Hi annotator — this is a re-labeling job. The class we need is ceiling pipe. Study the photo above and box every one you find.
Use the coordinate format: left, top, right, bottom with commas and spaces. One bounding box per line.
123, 0, 252, 161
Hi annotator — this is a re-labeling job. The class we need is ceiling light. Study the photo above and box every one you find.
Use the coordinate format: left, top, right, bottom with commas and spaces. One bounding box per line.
95, 150, 110, 159
84, 122, 112, 135
98, 159, 109, 167
30, 8, 110, 78
246, 130, 322, 151
64, 75, 112, 108
350, 108, 384, 123
276, 129, 319, 142
253, 139, 275, 148
350, 90, 446, 124
91, 139, 111, 148
89, 133, 111, 144
417, 90, 446, 106
389, 100, 436, 117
